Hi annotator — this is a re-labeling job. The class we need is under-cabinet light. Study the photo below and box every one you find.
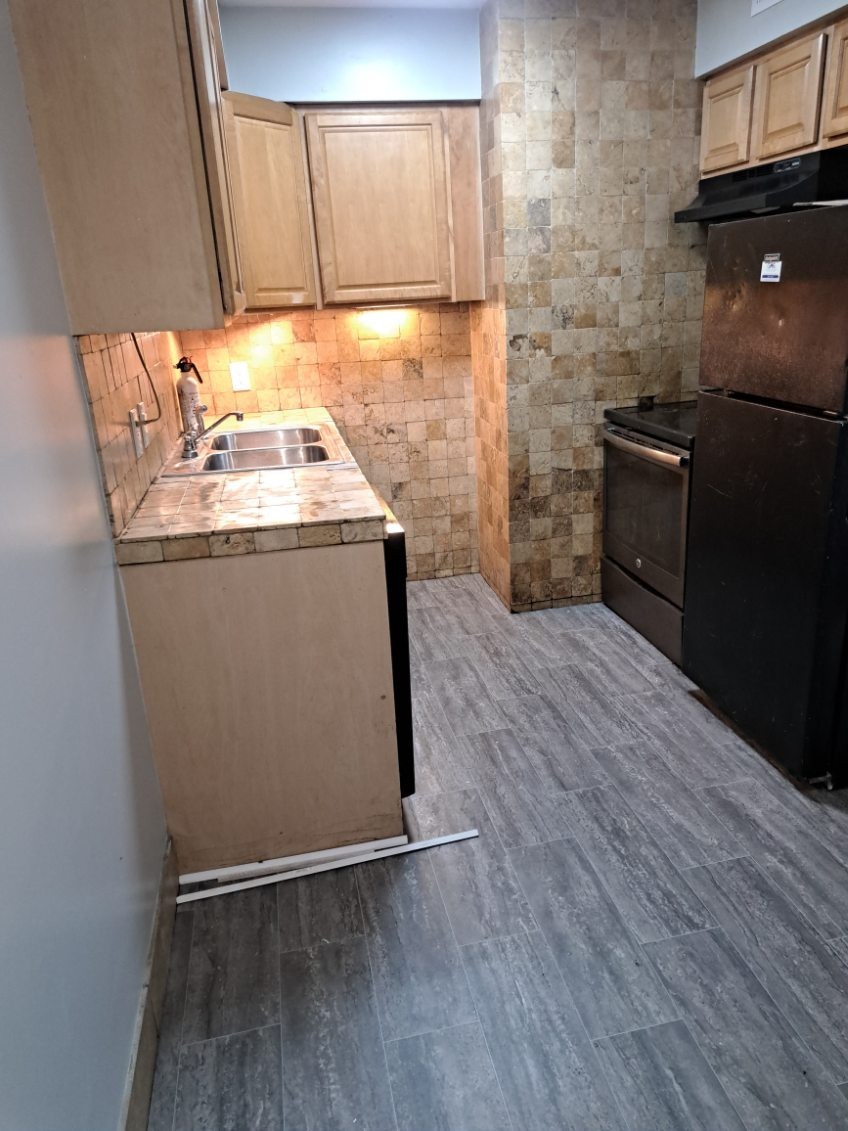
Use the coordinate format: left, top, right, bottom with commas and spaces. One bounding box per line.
355, 308, 409, 337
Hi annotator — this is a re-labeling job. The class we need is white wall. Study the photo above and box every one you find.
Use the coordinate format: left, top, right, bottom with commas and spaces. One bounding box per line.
696, 0, 844, 75
0, 2, 167, 1127
219, 5, 481, 102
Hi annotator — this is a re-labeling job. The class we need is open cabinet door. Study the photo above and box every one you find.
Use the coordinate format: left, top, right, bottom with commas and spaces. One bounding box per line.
185, 0, 247, 315
222, 92, 318, 309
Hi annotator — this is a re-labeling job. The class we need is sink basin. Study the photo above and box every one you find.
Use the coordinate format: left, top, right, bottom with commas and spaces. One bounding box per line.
210, 427, 321, 450
201, 445, 330, 472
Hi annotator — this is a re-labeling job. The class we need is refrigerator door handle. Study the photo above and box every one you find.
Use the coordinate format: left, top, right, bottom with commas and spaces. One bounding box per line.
604, 428, 690, 469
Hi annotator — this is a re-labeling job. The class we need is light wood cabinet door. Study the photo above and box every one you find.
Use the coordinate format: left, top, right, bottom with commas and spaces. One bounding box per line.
751, 32, 826, 161
700, 65, 755, 175
185, 0, 246, 316
305, 110, 453, 305
223, 94, 317, 309
822, 19, 848, 141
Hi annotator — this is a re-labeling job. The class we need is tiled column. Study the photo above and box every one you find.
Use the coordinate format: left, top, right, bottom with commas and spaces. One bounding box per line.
473, 0, 705, 612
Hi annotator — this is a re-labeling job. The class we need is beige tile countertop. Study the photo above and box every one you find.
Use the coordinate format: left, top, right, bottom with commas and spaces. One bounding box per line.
115, 409, 386, 565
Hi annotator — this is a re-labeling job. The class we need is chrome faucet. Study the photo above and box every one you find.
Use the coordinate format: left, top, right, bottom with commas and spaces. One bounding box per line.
181, 411, 244, 460
197, 410, 244, 440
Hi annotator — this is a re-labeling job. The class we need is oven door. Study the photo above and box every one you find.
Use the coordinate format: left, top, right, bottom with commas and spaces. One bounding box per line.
603, 426, 690, 608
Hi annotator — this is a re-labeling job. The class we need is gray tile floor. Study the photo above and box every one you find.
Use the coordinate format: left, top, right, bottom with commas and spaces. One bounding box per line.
148, 573, 848, 1130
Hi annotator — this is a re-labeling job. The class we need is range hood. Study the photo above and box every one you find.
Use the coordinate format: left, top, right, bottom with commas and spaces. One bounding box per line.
674, 148, 848, 224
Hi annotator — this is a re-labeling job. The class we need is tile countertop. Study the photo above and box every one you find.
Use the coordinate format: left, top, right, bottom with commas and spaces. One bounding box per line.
115, 409, 387, 566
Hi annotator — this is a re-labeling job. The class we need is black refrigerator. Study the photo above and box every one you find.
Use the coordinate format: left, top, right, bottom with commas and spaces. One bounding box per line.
683, 206, 848, 788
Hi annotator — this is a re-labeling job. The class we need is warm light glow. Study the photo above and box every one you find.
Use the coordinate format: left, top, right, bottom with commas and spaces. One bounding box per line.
250, 343, 272, 365
356, 308, 409, 338
270, 322, 293, 346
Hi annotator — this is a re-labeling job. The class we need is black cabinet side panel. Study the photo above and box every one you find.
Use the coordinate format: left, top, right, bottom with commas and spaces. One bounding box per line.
384, 530, 415, 797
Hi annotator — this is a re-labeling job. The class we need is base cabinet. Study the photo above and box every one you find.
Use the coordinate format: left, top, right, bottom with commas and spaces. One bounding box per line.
121, 541, 403, 872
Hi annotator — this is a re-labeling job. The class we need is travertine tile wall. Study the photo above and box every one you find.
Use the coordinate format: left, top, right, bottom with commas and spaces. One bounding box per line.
77, 332, 183, 534
470, 0, 513, 609
473, 0, 705, 611
179, 306, 478, 581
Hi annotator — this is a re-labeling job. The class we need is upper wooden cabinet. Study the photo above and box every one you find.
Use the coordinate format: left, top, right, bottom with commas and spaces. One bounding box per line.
751, 32, 826, 161
700, 65, 755, 174
223, 94, 317, 309
305, 110, 454, 305
9, 0, 242, 332
822, 18, 848, 142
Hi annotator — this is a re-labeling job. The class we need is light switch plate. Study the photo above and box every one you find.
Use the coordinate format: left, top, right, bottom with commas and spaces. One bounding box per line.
751, 0, 783, 15
229, 360, 251, 391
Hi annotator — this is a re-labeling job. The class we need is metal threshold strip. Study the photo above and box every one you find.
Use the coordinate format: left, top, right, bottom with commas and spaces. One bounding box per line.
177, 827, 479, 904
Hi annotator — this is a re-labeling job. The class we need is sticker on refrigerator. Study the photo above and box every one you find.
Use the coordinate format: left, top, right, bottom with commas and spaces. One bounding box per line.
760, 253, 782, 283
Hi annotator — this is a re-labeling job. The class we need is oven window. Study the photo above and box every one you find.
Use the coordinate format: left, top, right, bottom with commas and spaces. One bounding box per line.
604, 443, 686, 578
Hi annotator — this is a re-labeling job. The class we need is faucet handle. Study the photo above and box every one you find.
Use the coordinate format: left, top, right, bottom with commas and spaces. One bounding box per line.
181, 427, 200, 460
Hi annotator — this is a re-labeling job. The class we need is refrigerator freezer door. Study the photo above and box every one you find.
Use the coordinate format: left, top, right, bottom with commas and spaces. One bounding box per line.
701, 207, 848, 414
683, 392, 848, 781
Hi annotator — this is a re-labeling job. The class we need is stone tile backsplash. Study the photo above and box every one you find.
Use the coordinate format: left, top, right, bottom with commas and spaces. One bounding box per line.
77, 331, 183, 534
178, 306, 478, 582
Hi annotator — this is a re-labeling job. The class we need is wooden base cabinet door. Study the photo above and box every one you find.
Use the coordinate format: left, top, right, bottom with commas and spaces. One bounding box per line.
823, 19, 848, 143
700, 64, 755, 175
223, 93, 317, 309
751, 32, 826, 162
305, 110, 454, 305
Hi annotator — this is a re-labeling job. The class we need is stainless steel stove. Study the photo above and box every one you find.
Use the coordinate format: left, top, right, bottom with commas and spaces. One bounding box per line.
601, 399, 697, 665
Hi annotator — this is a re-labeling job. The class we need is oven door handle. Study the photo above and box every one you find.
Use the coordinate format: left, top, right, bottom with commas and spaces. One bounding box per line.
604, 429, 689, 469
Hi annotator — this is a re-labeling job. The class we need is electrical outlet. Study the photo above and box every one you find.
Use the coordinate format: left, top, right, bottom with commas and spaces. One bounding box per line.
136, 401, 150, 450
229, 360, 251, 391
128, 408, 144, 458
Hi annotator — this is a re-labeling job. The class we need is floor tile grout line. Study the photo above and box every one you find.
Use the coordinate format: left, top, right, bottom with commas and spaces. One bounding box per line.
166, 908, 197, 1131
692, 781, 848, 943
648, 923, 845, 1094
179, 1019, 282, 1052
428, 843, 517, 1131
352, 866, 401, 1131
502, 867, 641, 1131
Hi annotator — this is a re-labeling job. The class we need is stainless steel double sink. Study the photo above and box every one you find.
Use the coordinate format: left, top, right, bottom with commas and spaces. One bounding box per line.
164, 424, 349, 477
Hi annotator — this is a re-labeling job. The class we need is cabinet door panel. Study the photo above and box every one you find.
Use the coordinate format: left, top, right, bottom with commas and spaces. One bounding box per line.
751, 32, 825, 161
224, 93, 316, 309
822, 19, 848, 141
185, 0, 246, 315
306, 110, 453, 305
700, 64, 754, 175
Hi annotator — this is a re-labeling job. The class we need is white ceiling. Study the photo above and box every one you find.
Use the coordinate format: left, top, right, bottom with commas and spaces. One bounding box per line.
220, 0, 482, 8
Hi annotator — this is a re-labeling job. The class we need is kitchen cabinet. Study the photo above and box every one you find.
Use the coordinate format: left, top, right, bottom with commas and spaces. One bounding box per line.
9, 0, 243, 332
751, 32, 825, 162
223, 93, 317, 310
186, 0, 246, 317
305, 109, 455, 305
822, 18, 848, 143
699, 65, 755, 174
121, 542, 403, 872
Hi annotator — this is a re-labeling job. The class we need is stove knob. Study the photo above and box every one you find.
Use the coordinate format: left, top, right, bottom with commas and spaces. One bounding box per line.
635, 557, 642, 569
